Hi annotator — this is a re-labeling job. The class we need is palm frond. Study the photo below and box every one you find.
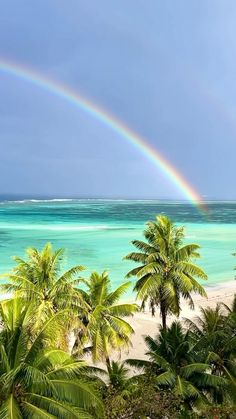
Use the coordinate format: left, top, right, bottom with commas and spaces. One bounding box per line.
124, 358, 152, 370
135, 274, 161, 301
155, 371, 176, 387
181, 363, 209, 378
108, 303, 139, 317
25, 393, 93, 419
0, 394, 22, 419
50, 380, 103, 416
105, 282, 132, 305
21, 401, 56, 418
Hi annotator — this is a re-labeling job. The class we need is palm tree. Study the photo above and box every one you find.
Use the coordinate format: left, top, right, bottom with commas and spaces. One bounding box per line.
0, 243, 87, 330
126, 321, 225, 409
104, 360, 132, 391
186, 304, 236, 404
0, 297, 104, 418
185, 304, 227, 352
75, 271, 138, 370
124, 215, 207, 329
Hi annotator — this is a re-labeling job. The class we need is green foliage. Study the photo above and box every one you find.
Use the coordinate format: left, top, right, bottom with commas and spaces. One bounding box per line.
103, 376, 183, 418
105, 360, 132, 390
185, 303, 236, 405
0, 243, 87, 319
0, 243, 89, 351
0, 298, 104, 418
127, 321, 227, 409
125, 215, 207, 329
75, 271, 139, 364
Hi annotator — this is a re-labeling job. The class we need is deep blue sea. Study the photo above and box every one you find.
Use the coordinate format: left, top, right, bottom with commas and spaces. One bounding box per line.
0, 199, 235, 294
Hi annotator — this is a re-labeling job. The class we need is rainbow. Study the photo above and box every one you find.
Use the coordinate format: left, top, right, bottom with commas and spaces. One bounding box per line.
0, 58, 206, 211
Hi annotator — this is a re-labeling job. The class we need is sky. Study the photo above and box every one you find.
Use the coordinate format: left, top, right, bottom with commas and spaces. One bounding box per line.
1, 1, 236, 199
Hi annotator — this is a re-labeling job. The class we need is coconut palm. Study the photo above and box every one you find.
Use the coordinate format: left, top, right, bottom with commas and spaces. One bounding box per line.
75, 271, 138, 370
0, 297, 104, 418
106, 361, 130, 390
93, 360, 135, 393
0, 243, 87, 325
125, 215, 207, 329
126, 321, 225, 409
186, 304, 236, 403
185, 304, 227, 353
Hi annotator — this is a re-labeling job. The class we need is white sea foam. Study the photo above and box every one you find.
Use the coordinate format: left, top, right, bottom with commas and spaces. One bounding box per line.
45, 225, 109, 231
1, 198, 75, 204
29, 199, 74, 202
0, 223, 126, 231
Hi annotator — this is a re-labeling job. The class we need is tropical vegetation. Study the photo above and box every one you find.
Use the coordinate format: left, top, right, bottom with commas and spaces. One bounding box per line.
73, 271, 138, 368
126, 321, 227, 408
0, 298, 103, 418
125, 215, 207, 329
0, 243, 86, 319
0, 215, 235, 418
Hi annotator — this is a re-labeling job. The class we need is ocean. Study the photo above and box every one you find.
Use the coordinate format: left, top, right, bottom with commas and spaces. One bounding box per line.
0, 199, 235, 295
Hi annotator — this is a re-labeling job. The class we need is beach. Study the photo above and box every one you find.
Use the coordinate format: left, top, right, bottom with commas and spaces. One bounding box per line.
79, 281, 236, 368
119, 282, 236, 362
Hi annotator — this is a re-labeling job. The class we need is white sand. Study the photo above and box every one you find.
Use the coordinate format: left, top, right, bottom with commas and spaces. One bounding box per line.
119, 281, 236, 362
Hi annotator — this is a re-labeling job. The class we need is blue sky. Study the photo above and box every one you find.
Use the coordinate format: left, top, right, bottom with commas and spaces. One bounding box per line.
1, 1, 236, 199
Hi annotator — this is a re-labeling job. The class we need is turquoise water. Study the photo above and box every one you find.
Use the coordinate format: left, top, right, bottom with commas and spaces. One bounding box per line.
0, 200, 235, 294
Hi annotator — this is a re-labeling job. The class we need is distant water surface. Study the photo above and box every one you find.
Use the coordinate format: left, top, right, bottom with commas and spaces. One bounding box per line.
0, 199, 235, 294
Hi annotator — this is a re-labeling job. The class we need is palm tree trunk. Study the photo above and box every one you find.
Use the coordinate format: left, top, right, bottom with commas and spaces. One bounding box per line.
160, 301, 167, 330
105, 356, 111, 373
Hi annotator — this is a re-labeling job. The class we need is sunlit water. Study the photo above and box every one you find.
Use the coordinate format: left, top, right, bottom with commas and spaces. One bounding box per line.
0, 199, 235, 296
